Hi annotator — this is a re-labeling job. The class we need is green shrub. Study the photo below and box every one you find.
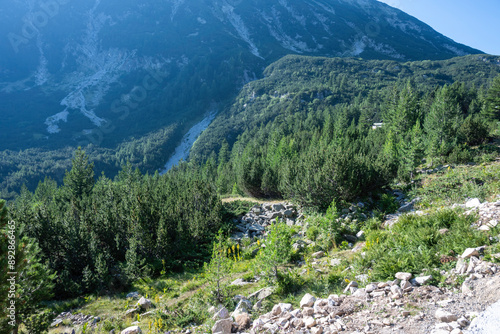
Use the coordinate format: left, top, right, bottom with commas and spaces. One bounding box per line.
458, 115, 488, 146
306, 226, 319, 241
276, 271, 304, 296
376, 193, 399, 214
355, 209, 490, 281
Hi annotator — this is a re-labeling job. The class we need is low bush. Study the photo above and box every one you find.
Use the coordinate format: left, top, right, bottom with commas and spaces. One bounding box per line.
355, 209, 491, 281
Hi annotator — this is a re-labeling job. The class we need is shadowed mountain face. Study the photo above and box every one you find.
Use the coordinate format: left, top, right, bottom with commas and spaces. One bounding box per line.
0, 0, 481, 154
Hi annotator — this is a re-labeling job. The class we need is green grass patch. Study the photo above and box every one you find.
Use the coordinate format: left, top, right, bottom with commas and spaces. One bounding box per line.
410, 162, 500, 208
354, 209, 492, 281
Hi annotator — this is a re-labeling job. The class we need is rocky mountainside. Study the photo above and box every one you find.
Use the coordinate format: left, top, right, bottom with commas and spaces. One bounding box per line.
0, 0, 481, 152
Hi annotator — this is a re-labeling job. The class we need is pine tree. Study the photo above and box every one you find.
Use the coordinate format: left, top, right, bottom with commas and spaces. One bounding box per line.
384, 81, 420, 136
424, 85, 463, 158
203, 231, 232, 304
256, 221, 292, 284
398, 121, 425, 180
485, 75, 500, 121
0, 200, 56, 334
63, 147, 95, 200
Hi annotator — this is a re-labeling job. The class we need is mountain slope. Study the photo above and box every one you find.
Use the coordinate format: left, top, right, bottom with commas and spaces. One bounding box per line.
191, 54, 500, 159
0, 0, 486, 197
0, 0, 481, 148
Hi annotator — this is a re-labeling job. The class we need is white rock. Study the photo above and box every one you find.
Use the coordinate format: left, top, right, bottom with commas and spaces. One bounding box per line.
230, 278, 250, 286
352, 288, 368, 298
121, 326, 142, 334
431, 330, 452, 334
390, 285, 403, 296
450, 329, 463, 334
126, 292, 140, 299
304, 316, 316, 328
378, 282, 389, 288
457, 316, 469, 327
302, 307, 314, 316
365, 284, 377, 293
435, 309, 458, 323
400, 280, 412, 290
213, 307, 230, 320
462, 282, 472, 295
212, 318, 233, 334
311, 326, 323, 334
371, 290, 386, 298
343, 281, 358, 294
466, 198, 481, 208
248, 287, 274, 301
271, 304, 282, 316
330, 258, 342, 266
414, 275, 433, 285
395, 272, 413, 281
488, 219, 499, 228
252, 318, 265, 329
312, 251, 325, 258
279, 303, 293, 313
300, 293, 316, 308
292, 318, 304, 328
137, 297, 152, 310
435, 322, 453, 331
461, 248, 479, 259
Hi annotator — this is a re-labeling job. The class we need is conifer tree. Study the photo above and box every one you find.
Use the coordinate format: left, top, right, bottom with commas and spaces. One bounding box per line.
256, 221, 292, 284
424, 85, 463, 158
203, 231, 232, 304
0, 200, 56, 334
63, 147, 95, 200
384, 81, 420, 136
486, 75, 500, 121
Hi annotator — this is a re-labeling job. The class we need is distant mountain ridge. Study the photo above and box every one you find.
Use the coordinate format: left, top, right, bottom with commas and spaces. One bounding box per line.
0, 0, 486, 195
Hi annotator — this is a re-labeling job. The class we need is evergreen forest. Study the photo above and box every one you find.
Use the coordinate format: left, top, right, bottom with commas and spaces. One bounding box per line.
1, 53, 500, 333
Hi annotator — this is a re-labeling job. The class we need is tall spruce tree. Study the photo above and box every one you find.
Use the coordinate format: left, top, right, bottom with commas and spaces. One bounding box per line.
63, 147, 95, 200
486, 74, 500, 121
424, 85, 463, 158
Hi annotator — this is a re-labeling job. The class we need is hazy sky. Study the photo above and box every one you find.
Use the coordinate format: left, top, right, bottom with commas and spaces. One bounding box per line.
377, 0, 500, 55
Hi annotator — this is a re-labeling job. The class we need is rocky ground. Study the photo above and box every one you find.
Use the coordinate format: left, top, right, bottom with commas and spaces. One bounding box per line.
51, 197, 500, 334
221, 197, 500, 334
244, 253, 500, 334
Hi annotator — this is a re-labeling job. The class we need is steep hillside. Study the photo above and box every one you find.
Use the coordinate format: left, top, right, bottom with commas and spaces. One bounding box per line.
0, 0, 484, 196
192, 54, 500, 159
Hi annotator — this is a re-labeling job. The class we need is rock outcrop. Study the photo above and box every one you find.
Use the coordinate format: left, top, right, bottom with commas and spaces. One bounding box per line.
231, 203, 301, 241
